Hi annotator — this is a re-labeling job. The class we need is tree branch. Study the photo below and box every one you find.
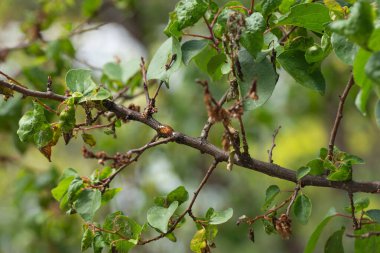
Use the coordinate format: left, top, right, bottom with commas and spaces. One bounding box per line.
327, 74, 355, 160
1, 79, 380, 194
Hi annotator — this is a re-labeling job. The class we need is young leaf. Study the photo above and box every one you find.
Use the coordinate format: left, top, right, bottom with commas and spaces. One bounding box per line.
293, 194, 312, 225
167, 186, 189, 206
261, 0, 282, 17
354, 224, 380, 253
366, 209, 380, 223
147, 201, 179, 233
75, 189, 102, 221
146, 37, 182, 83
365, 52, 380, 85
331, 33, 358, 65
277, 3, 331, 33
66, 69, 97, 95
67, 177, 84, 201
277, 50, 325, 94
81, 228, 94, 252
329, 2, 373, 48
262, 185, 280, 211
33, 124, 53, 148
164, 0, 208, 38
207, 54, 227, 81
208, 208, 233, 225
304, 208, 337, 253
369, 28, 380, 51
101, 188, 122, 205
17, 102, 48, 142
82, 0, 102, 17
306, 159, 325, 176
327, 164, 352, 181
345, 197, 370, 213
305, 45, 325, 64
297, 166, 311, 180
181, 39, 209, 65
82, 133, 96, 147
238, 49, 279, 111
51, 176, 75, 201
190, 228, 207, 253
240, 13, 265, 58
324, 227, 345, 253
320, 147, 328, 160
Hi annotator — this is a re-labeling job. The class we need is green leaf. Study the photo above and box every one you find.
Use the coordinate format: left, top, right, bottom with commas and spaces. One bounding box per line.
82, 133, 96, 147
307, 159, 325, 176
147, 37, 182, 83
147, 201, 179, 233
207, 54, 228, 80
305, 45, 325, 64
355, 82, 372, 116
240, 13, 265, 58
331, 33, 358, 65
164, 0, 208, 38
181, 39, 209, 65
279, 0, 296, 13
238, 49, 279, 110
365, 52, 380, 85
66, 69, 97, 95
101, 188, 122, 205
366, 210, 380, 223
190, 228, 207, 253
208, 208, 233, 225
277, 50, 325, 94
194, 45, 218, 73
114, 240, 135, 253
167, 186, 189, 206
17, 102, 48, 142
262, 185, 280, 211
341, 153, 364, 165
355, 224, 380, 253
262, 219, 276, 234
368, 28, 380, 51
277, 3, 331, 33
327, 164, 352, 181
67, 177, 84, 201
81, 228, 94, 252
51, 176, 75, 201
261, 0, 281, 17
59, 98, 76, 133
294, 194, 312, 225
345, 197, 370, 213
75, 189, 102, 221
324, 227, 345, 253
320, 147, 328, 160
297, 166, 311, 180
103, 62, 122, 82
304, 208, 337, 253
82, 0, 102, 17
33, 124, 53, 148
329, 2, 374, 48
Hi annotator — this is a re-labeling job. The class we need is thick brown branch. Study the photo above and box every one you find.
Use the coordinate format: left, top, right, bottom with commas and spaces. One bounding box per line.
327, 74, 355, 160
1, 79, 380, 194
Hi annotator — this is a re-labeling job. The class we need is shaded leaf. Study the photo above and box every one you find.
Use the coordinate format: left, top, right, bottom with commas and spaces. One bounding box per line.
365, 52, 380, 85
75, 189, 102, 221
331, 33, 358, 65
329, 2, 373, 48
294, 194, 312, 224
81, 228, 94, 252
262, 185, 280, 211
240, 13, 265, 58
366, 209, 380, 223
238, 49, 278, 110
355, 224, 380, 253
82, 133, 96, 147
277, 3, 330, 33
297, 166, 311, 180
304, 208, 337, 253
324, 227, 345, 253
345, 197, 370, 213
278, 50, 325, 94
167, 186, 189, 206
181, 39, 209, 65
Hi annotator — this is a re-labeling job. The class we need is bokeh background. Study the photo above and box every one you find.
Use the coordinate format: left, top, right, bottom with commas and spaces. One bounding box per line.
0, 0, 379, 252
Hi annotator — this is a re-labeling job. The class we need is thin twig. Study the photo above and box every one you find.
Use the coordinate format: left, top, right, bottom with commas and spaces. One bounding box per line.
285, 184, 301, 216
249, 0, 255, 15
346, 232, 380, 238
348, 191, 359, 230
279, 26, 297, 45
327, 74, 355, 160
139, 160, 219, 245
140, 57, 150, 105
183, 33, 213, 41
268, 126, 281, 163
